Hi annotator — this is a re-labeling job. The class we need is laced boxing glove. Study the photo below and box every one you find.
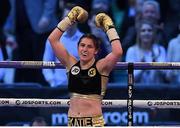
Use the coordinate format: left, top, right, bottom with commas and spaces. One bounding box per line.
95, 13, 120, 43
57, 6, 88, 32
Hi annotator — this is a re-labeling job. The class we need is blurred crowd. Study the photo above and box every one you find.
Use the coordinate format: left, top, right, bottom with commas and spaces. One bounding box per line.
0, 0, 180, 87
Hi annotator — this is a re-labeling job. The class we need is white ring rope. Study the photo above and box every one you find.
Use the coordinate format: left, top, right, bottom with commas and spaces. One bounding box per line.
0, 98, 180, 109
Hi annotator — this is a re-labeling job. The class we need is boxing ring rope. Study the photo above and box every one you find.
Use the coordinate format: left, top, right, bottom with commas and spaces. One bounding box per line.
0, 61, 180, 126
0, 61, 180, 69
1, 98, 180, 109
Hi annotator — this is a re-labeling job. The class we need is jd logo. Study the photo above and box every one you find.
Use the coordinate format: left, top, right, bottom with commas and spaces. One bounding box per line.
71, 66, 80, 75
88, 68, 96, 77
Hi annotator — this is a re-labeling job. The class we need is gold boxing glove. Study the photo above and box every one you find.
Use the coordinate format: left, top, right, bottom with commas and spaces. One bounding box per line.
68, 6, 88, 23
95, 13, 120, 42
57, 6, 88, 32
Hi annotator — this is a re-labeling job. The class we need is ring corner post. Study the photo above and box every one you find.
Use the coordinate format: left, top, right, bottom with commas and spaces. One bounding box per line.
127, 63, 134, 126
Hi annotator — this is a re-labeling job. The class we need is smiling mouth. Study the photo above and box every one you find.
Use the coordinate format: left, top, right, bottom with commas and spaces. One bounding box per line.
81, 52, 87, 57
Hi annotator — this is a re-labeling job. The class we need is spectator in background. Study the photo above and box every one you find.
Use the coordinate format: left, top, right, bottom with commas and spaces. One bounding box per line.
126, 19, 166, 84
6, 0, 58, 86
0, 0, 10, 60
163, 0, 180, 44
135, 0, 145, 15
43, 3, 83, 87
0, 0, 10, 83
140, 0, 167, 48
31, 116, 47, 126
3, 0, 18, 84
91, 0, 111, 13
166, 23, 180, 84
141, 0, 160, 22
122, 0, 167, 59
121, 0, 145, 55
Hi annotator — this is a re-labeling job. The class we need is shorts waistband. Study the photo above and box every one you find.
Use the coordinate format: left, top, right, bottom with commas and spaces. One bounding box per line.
70, 92, 102, 100
68, 115, 105, 127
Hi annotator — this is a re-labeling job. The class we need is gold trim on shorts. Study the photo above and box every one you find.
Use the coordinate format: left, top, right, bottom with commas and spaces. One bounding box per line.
68, 115, 105, 127
70, 92, 103, 100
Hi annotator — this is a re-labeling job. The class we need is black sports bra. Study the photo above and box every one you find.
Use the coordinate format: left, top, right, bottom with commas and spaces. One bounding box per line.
68, 61, 108, 96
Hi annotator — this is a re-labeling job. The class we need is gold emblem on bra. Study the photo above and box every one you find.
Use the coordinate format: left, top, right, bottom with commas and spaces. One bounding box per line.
88, 68, 96, 77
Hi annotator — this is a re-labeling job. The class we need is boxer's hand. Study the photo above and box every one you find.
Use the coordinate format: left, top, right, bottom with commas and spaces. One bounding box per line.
57, 6, 88, 32
95, 13, 114, 32
68, 6, 88, 23
95, 13, 120, 42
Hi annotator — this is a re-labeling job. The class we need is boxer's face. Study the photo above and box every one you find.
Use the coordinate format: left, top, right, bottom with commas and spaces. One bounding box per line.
78, 37, 98, 62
